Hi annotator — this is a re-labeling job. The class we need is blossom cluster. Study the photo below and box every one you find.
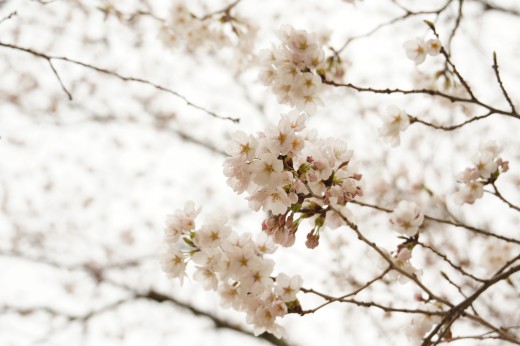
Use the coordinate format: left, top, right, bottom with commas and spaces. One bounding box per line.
258, 26, 329, 115
379, 105, 410, 146
453, 141, 509, 205
404, 37, 441, 65
160, 202, 303, 338
159, 1, 256, 55
223, 112, 364, 248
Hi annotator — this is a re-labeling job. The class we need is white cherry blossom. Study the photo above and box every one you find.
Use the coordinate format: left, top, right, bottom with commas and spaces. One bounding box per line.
379, 105, 410, 146
390, 200, 424, 236
404, 38, 427, 64
275, 273, 303, 302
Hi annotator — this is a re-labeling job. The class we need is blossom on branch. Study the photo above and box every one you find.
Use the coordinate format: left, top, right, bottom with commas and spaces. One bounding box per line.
161, 203, 303, 338
404, 37, 442, 65
453, 140, 509, 205
258, 26, 328, 115
390, 200, 424, 237
224, 112, 363, 248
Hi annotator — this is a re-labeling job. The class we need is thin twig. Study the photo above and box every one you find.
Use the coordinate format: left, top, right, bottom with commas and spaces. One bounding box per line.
324, 79, 520, 120
447, 0, 465, 51
300, 286, 446, 316
351, 200, 520, 245
409, 111, 493, 131
47, 60, 72, 100
0, 42, 240, 123
336, 0, 454, 53
417, 242, 485, 282
300, 268, 390, 314
492, 52, 517, 113
0, 11, 17, 25
490, 183, 520, 212
199, 0, 244, 21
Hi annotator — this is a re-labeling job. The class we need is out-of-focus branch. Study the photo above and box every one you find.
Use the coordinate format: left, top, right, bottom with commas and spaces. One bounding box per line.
426, 22, 475, 100
470, 0, 520, 17
133, 289, 294, 346
0, 251, 295, 346
0, 42, 240, 123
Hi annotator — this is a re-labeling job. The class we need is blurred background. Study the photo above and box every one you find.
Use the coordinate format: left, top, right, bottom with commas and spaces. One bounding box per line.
1, 0, 520, 345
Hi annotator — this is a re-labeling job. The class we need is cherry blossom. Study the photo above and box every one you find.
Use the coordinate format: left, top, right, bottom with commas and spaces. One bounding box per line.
390, 200, 424, 236
426, 38, 441, 56
403, 38, 427, 65
404, 37, 442, 65
223, 112, 363, 247
258, 25, 329, 115
161, 204, 303, 338
379, 105, 410, 146
453, 140, 508, 205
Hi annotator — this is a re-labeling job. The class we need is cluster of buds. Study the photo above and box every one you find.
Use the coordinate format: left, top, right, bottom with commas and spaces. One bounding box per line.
159, 1, 256, 54
453, 141, 509, 205
160, 202, 303, 338
223, 112, 364, 249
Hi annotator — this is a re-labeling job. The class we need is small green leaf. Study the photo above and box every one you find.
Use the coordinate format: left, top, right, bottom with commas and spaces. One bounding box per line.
286, 299, 303, 314
183, 237, 195, 248
423, 20, 435, 30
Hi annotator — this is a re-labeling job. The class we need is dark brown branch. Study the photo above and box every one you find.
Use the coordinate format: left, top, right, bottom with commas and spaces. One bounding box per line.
0, 251, 294, 346
422, 264, 520, 345
492, 52, 517, 113
300, 286, 446, 316
299, 268, 390, 314
325, 79, 520, 120
417, 242, 485, 282
336, 0, 454, 53
471, 0, 520, 17
199, 0, 244, 21
447, 0, 465, 50
490, 183, 520, 212
47, 60, 72, 101
0, 42, 240, 123
136, 289, 294, 346
0, 11, 17, 25
409, 111, 493, 131
351, 200, 520, 245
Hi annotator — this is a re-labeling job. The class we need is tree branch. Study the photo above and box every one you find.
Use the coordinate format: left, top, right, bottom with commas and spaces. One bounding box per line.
0, 42, 240, 123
